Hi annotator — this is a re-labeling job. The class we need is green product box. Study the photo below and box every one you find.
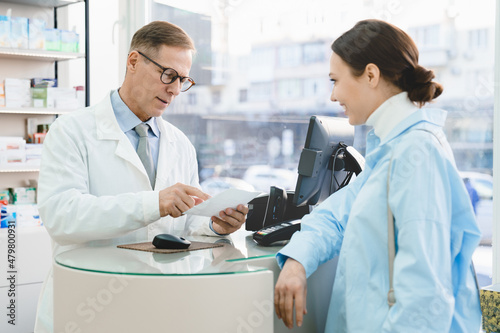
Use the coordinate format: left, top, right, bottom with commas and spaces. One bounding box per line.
9, 187, 36, 204
60, 30, 79, 53
44, 28, 61, 51
31, 87, 47, 108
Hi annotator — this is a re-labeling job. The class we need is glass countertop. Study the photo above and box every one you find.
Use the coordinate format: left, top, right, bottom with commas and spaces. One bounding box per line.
55, 230, 285, 276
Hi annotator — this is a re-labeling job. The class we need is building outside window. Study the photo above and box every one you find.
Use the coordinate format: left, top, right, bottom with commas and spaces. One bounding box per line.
188, 93, 197, 106
303, 42, 326, 64
277, 79, 302, 100
212, 91, 221, 105
469, 28, 489, 50
239, 89, 248, 103
249, 82, 273, 102
408, 24, 440, 49
277, 44, 302, 68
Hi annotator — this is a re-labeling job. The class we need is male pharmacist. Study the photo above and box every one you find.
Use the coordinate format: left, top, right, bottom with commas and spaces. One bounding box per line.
35, 21, 248, 332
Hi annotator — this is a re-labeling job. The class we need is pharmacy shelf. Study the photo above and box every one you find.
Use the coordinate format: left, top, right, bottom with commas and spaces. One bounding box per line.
0, 166, 40, 173
0, 107, 75, 115
0, 47, 85, 62
0, 0, 82, 8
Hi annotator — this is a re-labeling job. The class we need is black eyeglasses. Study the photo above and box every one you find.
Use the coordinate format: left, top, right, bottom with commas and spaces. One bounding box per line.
137, 51, 195, 92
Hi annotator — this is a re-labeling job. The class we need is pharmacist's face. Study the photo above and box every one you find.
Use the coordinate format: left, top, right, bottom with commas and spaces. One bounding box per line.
130, 45, 192, 121
329, 52, 371, 126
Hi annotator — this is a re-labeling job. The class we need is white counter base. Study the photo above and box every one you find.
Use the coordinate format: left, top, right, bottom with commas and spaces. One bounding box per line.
54, 263, 274, 333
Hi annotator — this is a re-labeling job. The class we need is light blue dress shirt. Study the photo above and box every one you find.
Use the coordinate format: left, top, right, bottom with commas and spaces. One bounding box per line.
111, 89, 160, 171
277, 96, 482, 332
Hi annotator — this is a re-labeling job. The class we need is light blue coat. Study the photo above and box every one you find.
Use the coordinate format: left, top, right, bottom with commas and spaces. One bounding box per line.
277, 108, 482, 332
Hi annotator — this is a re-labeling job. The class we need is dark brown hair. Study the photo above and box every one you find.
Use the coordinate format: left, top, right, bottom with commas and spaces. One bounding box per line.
331, 19, 443, 106
129, 21, 195, 57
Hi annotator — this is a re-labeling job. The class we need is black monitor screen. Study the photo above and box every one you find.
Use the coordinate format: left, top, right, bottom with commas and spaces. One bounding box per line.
293, 116, 355, 207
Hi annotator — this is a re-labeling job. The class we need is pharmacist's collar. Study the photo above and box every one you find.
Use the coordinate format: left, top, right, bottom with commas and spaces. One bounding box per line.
365, 91, 418, 141
111, 89, 159, 138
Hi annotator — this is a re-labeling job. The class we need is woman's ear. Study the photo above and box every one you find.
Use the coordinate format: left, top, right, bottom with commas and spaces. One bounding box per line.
364, 63, 381, 87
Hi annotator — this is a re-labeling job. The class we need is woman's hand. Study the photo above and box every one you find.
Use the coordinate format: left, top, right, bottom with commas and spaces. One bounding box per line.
274, 258, 308, 329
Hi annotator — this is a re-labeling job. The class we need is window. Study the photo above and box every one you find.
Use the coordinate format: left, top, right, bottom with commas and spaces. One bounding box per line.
251, 48, 275, 68
144, 0, 496, 285
408, 24, 440, 49
469, 28, 489, 50
188, 93, 197, 105
212, 91, 221, 105
239, 89, 248, 103
277, 45, 302, 67
303, 42, 326, 64
277, 79, 301, 99
249, 82, 273, 102
304, 78, 325, 97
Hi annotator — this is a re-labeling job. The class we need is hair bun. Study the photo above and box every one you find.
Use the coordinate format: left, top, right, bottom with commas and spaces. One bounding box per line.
413, 65, 435, 85
405, 65, 443, 106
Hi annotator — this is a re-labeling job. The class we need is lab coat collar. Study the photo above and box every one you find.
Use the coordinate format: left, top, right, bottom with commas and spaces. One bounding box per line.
95, 92, 125, 141
93, 91, 180, 190
156, 116, 176, 143
90, 93, 194, 190
155, 121, 181, 187
93, 93, 149, 186
94, 91, 177, 143
155, 115, 181, 187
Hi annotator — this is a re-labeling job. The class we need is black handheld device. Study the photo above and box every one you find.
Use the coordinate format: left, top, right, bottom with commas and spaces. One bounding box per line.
246, 190, 309, 231
262, 186, 287, 227
252, 219, 301, 246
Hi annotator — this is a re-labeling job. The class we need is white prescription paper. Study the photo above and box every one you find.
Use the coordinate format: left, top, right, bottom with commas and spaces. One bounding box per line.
183, 188, 263, 217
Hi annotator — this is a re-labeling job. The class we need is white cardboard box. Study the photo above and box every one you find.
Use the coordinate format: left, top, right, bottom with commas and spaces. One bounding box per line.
5, 79, 31, 108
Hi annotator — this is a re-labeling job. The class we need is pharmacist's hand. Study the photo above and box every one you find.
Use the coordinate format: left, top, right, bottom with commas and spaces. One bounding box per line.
275, 258, 307, 329
211, 204, 249, 235
159, 183, 210, 218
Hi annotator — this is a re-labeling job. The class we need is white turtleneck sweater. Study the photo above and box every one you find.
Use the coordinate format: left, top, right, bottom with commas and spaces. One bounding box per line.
365, 91, 419, 141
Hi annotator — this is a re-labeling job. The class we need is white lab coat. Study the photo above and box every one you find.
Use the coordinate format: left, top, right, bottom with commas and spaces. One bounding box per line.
34, 92, 214, 332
